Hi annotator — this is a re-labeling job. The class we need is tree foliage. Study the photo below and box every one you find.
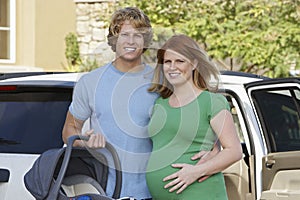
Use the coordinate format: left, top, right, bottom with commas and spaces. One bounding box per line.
64, 33, 99, 72
65, 33, 81, 67
120, 0, 300, 77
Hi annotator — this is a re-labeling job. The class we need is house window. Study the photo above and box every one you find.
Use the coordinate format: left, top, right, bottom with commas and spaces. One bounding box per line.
0, 0, 16, 63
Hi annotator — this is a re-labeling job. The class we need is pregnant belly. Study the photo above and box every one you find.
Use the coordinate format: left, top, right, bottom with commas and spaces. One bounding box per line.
146, 168, 227, 200
146, 165, 176, 199
146, 152, 228, 199
146, 153, 196, 199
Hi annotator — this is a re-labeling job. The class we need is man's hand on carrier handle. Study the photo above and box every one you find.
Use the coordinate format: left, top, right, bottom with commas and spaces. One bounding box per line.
62, 112, 106, 148
81, 129, 106, 148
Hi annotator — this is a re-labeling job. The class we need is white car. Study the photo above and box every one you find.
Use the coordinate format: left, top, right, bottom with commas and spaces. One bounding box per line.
0, 71, 299, 200
0, 72, 82, 200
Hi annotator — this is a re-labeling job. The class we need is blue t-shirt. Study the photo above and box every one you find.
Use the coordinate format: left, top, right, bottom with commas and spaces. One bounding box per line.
69, 63, 158, 199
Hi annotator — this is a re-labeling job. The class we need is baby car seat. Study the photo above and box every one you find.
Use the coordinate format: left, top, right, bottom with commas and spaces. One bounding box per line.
24, 135, 122, 200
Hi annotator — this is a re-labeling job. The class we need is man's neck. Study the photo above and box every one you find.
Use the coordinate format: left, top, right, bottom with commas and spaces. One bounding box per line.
113, 58, 144, 73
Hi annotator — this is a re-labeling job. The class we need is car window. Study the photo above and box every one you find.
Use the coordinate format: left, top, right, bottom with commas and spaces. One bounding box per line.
251, 87, 300, 152
0, 87, 72, 154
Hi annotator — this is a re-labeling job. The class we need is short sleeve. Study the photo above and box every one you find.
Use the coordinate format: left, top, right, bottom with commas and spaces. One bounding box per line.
208, 93, 230, 120
69, 75, 92, 121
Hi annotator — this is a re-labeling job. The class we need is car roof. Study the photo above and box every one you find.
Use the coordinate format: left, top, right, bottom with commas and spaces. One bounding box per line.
0, 72, 85, 87
219, 74, 263, 85
220, 71, 266, 84
0, 72, 83, 82
0, 71, 265, 86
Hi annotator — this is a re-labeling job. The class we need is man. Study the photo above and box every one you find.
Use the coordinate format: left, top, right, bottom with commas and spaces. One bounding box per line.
62, 7, 157, 200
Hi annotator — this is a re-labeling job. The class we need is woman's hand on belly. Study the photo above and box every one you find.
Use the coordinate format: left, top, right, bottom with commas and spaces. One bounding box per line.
162, 163, 202, 194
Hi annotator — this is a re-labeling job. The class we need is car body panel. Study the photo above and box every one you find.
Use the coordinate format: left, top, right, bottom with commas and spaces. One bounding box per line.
0, 154, 38, 200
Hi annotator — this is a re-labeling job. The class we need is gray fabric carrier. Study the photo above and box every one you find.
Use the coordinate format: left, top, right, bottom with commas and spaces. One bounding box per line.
23, 135, 122, 200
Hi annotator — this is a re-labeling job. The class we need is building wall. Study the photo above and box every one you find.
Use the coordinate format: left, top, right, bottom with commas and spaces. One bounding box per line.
35, 0, 77, 71
0, 0, 117, 72
0, 0, 77, 72
16, 0, 36, 71
74, 0, 115, 67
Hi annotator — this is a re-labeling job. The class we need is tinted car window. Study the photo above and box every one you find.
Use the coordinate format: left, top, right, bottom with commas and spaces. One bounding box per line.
252, 88, 300, 152
0, 86, 72, 154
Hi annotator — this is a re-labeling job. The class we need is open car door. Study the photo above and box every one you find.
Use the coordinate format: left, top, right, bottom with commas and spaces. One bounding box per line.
246, 78, 300, 200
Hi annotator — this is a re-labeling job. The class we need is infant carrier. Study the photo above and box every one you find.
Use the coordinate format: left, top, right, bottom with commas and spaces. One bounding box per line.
24, 135, 122, 200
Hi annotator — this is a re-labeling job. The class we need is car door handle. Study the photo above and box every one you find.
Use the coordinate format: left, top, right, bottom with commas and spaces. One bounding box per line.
265, 159, 275, 168
0, 169, 10, 182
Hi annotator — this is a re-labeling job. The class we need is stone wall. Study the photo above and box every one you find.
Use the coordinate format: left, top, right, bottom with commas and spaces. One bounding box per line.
74, 0, 116, 65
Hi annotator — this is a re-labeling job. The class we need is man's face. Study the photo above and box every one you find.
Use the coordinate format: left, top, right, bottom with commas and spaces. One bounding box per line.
115, 20, 145, 62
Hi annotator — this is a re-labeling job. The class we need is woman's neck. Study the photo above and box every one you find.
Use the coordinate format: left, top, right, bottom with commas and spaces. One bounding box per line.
169, 85, 203, 107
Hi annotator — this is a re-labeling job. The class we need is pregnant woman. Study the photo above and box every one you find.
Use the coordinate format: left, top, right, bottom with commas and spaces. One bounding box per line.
146, 34, 243, 200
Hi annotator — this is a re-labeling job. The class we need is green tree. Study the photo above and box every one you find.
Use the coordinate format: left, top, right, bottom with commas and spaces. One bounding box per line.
120, 0, 300, 77
64, 32, 81, 72
64, 33, 99, 72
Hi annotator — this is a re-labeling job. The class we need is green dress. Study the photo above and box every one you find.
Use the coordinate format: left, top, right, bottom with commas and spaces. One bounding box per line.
146, 91, 229, 200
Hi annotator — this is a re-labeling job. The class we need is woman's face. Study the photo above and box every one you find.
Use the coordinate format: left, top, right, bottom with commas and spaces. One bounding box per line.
163, 49, 196, 88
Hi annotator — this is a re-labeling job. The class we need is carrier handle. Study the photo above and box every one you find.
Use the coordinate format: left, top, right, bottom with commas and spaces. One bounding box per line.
80, 136, 122, 199
48, 135, 122, 200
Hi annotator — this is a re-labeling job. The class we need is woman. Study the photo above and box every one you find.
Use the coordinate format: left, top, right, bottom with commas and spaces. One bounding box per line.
146, 34, 243, 199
